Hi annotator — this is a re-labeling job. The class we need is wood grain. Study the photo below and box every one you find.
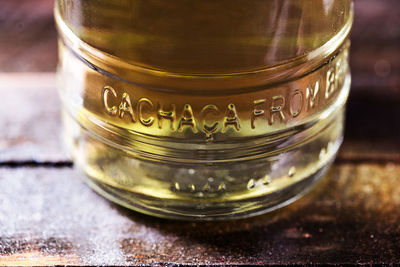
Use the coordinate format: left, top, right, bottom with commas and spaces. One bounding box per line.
0, 73, 67, 163
0, 164, 399, 265
0, 0, 56, 72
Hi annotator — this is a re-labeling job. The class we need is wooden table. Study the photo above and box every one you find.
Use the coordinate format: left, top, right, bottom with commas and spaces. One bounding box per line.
0, 0, 399, 265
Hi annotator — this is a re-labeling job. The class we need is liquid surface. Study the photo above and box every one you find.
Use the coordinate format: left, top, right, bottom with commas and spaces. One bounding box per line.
58, 0, 352, 74
56, 0, 353, 219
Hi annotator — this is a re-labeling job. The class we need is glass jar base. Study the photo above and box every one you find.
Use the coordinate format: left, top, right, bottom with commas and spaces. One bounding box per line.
80, 161, 333, 220
63, 103, 344, 220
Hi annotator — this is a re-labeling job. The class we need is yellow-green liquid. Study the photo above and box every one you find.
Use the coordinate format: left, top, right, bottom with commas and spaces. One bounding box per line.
56, 0, 353, 220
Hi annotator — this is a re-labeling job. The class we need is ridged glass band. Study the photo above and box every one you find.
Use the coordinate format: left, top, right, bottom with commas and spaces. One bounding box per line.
55, 0, 353, 220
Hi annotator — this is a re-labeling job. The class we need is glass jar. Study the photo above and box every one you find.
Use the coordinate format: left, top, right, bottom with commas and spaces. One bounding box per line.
55, 0, 353, 220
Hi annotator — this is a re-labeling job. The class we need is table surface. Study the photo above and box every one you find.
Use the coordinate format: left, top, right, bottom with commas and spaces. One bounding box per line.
0, 0, 399, 265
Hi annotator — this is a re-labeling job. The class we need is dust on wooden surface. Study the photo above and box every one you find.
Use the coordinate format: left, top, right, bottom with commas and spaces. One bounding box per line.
0, 164, 399, 265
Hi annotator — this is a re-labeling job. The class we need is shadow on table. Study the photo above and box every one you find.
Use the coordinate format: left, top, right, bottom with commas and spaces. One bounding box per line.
113, 164, 400, 263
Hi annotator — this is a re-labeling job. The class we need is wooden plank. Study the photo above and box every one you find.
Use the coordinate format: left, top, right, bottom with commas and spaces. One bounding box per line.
352, 0, 400, 44
340, 90, 400, 163
350, 0, 400, 94
0, 73, 68, 162
0, 164, 399, 265
0, 0, 57, 72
